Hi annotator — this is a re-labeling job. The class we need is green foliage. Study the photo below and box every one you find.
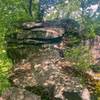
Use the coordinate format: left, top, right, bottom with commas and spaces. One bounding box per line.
64, 45, 92, 71
0, 47, 12, 94
81, 16, 96, 39
0, 74, 11, 95
67, 35, 81, 47
95, 81, 100, 96
0, 0, 40, 94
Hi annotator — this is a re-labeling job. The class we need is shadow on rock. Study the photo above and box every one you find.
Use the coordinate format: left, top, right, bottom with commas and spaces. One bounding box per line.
25, 85, 55, 100
63, 91, 82, 100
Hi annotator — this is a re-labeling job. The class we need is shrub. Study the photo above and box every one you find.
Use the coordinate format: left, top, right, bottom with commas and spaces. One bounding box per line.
64, 45, 92, 71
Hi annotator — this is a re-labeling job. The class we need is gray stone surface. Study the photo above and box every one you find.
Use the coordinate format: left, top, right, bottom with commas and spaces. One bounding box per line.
1, 87, 41, 100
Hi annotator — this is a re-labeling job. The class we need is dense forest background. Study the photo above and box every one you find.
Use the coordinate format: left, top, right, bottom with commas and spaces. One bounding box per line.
0, 0, 100, 99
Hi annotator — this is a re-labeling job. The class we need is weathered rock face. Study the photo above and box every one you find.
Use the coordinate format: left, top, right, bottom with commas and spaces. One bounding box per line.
90, 35, 100, 66
81, 88, 90, 100
6, 31, 100, 100
8, 43, 83, 100
1, 87, 41, 100
76, 35, 100, 73
22, 18, 80, 35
